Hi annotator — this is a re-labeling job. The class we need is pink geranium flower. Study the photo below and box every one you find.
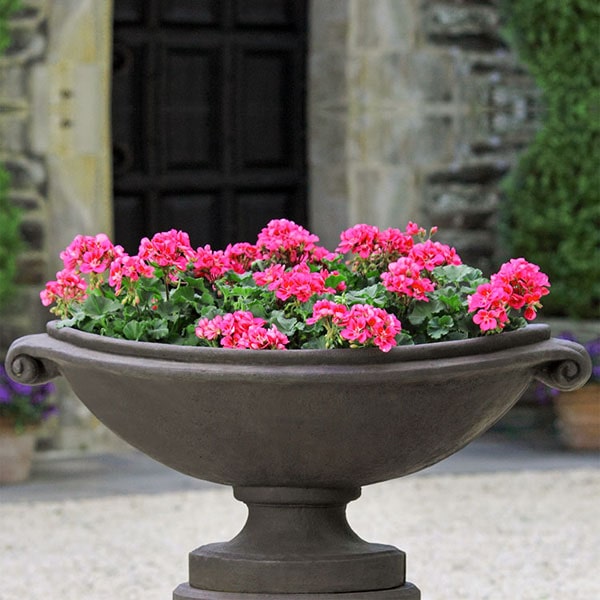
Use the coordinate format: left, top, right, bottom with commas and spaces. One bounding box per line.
409, 240, 462, 272
138, 229, 196, 271
381, 257, 435, 301
40, 269, 88, 311
195, 311, 288, 350
108, 254, 154, 295
60, 233, 122, 275
469, 258, 550, 332
256, 218, 320, 265
193, 245, 232, 282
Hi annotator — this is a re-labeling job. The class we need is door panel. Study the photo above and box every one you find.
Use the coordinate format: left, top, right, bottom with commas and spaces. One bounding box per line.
112, 0, 308, 253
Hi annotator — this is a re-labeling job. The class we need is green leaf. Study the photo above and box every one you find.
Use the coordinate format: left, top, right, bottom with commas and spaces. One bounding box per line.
171, 285, 196, 304
439, 294, 463, 313
407, 299, 442, 325
123, 321, 146, 341
325, 273, 346, 289
426, 315, 454, 340
146, 321, 170, 341
345, 284, 387, 307
301, 336, 328, 349
269, 311, 300, 336
82, 294, 122, 318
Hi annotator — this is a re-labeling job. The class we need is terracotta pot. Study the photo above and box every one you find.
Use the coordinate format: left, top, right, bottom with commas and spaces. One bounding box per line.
0, 421, 37, 484
554, 383, 600, 450
5, 322, 591, 599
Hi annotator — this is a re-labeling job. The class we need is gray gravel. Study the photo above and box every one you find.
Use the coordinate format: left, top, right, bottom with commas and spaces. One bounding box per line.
2, 467, 599, 600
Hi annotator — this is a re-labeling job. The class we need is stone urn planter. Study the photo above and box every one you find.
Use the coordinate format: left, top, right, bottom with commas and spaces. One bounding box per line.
6, 321, 591, 599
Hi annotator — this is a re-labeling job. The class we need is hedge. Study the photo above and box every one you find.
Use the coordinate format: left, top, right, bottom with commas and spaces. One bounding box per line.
501, 0, 600, 318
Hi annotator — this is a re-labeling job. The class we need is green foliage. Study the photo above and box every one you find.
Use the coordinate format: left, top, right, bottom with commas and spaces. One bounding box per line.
501, 0, 600, 317
0, 167, 23, 310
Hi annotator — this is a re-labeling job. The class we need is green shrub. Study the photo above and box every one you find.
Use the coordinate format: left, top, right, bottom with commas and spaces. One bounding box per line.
501, 0, 600, 318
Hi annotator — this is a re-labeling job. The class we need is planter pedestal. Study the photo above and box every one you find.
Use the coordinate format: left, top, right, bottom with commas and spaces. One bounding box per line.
174, 487, 418, 599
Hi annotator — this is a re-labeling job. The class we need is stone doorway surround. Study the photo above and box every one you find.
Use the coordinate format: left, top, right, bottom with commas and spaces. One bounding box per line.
0, 0, 538, 451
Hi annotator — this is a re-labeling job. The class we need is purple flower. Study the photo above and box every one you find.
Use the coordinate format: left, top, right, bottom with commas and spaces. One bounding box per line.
8, 380, 33, 396
0, 386, 11, 403
585, 339, 600, 358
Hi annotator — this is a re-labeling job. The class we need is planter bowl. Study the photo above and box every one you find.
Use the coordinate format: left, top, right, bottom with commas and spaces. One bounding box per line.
5, 322, 592, 599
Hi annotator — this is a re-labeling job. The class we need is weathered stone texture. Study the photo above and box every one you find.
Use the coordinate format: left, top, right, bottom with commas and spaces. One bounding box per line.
1, 0, 117, 452
309, 0, 538, 270
309, 0, 538, 269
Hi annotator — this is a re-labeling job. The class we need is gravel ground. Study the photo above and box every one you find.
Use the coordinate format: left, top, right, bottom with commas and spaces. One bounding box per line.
2, 468, 599, 600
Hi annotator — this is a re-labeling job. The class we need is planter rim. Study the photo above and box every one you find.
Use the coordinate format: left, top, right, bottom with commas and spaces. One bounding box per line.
45, 320, 552, 366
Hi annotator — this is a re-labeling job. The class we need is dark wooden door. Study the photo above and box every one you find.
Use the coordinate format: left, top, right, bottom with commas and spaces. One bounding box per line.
111, 0, 308, 253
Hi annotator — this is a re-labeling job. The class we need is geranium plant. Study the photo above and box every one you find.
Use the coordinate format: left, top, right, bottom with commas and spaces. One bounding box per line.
0, 365, 56, 433
40, 220, 550, 352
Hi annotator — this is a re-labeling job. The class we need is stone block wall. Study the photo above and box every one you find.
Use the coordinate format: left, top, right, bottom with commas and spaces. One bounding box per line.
309, 0, 540, 271
1, 0, 120, 452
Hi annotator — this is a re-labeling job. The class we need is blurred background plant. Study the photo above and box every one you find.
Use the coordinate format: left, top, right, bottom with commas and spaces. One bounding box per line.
0, 365, 56, 433
0, 0, 21, 53
501, 0, 600, 319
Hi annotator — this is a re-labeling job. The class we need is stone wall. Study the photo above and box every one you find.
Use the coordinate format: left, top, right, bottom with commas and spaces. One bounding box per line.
1, 0, 120, 452
309, 0, 539, 272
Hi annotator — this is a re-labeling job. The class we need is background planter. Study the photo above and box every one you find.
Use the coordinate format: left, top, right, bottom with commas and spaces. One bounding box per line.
554, 383, 600, 450
0, 421, 37, 484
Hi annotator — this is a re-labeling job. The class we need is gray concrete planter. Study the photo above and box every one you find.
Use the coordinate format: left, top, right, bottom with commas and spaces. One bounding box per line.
6, 322, 591, 599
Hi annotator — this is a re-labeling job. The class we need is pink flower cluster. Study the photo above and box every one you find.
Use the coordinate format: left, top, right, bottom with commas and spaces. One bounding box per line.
253, 263, 338, 303
195, 311, 288, 349
193, 245, 231, 282
468, 258, 550, 332
256, 218, 336, 265
40, 269, 88, 309
307, 300, 401, 352
59, 233, 119, 274
109, 254, 154, 295
224, 242, 261, 274
380, 239, 461, 300
337, 223, 416, 259
409, 239, 461, 272
380, 257, 435, 301
42, 234, 124, 313
138, 229, 195, 271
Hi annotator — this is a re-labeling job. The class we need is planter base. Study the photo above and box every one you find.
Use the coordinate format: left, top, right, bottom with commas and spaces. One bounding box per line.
185, 486, 407, 595
173, 583, 421, 600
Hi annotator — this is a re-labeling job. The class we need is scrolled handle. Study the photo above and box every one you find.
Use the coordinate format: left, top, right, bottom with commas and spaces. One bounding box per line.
535, 338, 592, 392
5, 333, 62, 385
8, 353, 58, 385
